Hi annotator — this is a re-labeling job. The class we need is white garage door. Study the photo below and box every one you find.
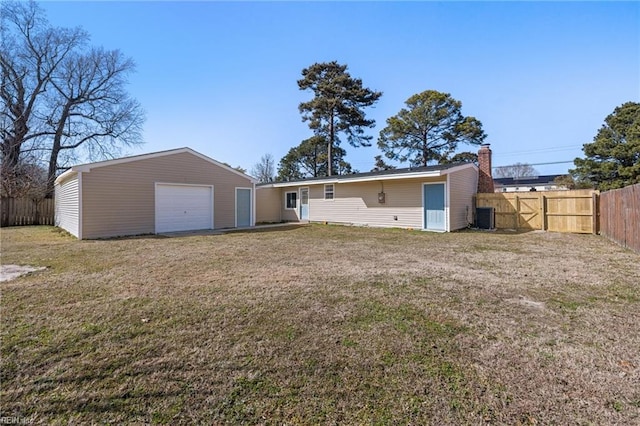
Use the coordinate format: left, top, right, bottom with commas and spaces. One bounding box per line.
155, 184, 213, 233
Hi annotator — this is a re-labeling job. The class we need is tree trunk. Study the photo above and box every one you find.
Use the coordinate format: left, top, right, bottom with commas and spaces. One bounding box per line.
46, 143, 60, 198
328, 110, 334, 176
46, 104, 71, 197
2, 136, 22, 172
422, 134, 428, 167
2, 110, 28, 173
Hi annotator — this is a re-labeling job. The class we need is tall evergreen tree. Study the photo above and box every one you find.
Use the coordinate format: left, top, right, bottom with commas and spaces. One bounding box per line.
277, 136, 351, 181
571, 102, 640, 190
371, 155, 396, 172
439, 151, 478, 165
378, 90, 486, 167
298, 61, 381, 176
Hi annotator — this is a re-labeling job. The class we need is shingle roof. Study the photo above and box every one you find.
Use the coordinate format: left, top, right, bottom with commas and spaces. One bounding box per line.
258, 162, 475, 187
493, 174, 562, 186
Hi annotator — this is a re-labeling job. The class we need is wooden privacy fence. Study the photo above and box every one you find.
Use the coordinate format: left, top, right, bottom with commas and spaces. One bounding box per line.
1, 198, 55, 227
599, 183, 640, 253
476, 190, 599, 234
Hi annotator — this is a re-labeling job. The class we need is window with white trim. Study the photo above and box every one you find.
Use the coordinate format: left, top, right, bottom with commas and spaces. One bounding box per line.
285, 191, 297, 209
324, 184, 334, 200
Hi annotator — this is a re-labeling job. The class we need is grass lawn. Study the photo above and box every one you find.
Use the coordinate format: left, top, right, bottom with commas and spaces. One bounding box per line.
1, 224, 639, 424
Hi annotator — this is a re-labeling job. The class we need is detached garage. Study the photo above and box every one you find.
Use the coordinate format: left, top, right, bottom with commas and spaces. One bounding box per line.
54, 148, 256, 239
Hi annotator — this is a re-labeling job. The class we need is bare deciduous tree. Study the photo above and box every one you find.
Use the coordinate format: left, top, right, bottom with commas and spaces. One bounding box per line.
251, 153, 276, 183
493, 162, 539, 179
1, 0, 144, 196
1, 157, 47, 198
1, 0, 87, 173
44, 47, 144, 194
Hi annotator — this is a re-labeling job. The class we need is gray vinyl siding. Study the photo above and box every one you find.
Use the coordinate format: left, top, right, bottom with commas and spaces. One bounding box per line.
80, 152, 253, 239
448, 166, 478, 230
256, 187, 281, 223
54, 174, 80, 238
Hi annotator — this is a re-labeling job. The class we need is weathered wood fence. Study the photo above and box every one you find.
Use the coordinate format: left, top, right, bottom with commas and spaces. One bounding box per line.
0, 198, 55, 227
599, 183, 640, 253
476, 190, 599, 234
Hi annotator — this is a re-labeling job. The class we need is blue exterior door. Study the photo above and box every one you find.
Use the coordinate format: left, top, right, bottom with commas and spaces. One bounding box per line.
423, 183, 446, 231
236, 188, 252, 227
300, 188, 309, 220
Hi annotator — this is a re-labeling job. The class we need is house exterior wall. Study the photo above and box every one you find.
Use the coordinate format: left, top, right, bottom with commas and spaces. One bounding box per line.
256, 186, 281, 223
79, 152, 253, 238
273, 176, 455, 229
310, 178, 444, 228
54, 173, 80, 238
282, 188, 300, 222
448, 166, 478, 230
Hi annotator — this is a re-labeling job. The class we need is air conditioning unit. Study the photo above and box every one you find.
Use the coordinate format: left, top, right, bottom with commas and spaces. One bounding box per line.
476, 207, 494, 230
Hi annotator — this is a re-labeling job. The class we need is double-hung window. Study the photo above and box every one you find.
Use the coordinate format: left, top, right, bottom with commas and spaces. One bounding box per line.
324, 184, 334, 200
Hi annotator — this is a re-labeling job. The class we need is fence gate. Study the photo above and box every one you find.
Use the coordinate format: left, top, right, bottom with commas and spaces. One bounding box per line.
476, 190, 598, 234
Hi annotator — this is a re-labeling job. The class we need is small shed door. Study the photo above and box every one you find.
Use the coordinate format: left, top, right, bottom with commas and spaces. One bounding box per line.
300, 187, 309, 220
423, 183, 446, 231
236, 188, 252, 228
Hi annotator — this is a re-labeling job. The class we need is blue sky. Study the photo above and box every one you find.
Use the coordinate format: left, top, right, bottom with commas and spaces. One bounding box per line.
41, 1, 639, 176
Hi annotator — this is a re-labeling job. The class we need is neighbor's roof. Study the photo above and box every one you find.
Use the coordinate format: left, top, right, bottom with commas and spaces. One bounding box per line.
258, 162, 477, 188
493, 174, 562, 187
55, 147, 258, 185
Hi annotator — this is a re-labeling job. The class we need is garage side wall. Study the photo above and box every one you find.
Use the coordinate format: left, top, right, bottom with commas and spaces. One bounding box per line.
80, 152, 252, 238
54, 174, 80, 238
448, 166, 478, 231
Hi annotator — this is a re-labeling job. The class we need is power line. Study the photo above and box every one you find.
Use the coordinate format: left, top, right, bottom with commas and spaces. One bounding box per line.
493, 160, 574, 168
493, 145, 582, 157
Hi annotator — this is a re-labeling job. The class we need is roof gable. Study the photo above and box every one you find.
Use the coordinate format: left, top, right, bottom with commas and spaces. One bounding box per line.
55, 147, 257, 184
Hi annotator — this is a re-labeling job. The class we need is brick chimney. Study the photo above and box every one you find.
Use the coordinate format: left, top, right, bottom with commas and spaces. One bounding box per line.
477, 143, 494, 193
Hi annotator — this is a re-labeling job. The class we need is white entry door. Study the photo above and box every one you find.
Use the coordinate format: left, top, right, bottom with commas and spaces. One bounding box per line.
155, 184, 214, 233
300, 187, 309, 220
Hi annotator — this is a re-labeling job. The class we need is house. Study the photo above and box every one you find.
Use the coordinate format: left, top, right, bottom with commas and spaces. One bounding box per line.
493, 175, 566, 192
54, 148, 257, 239
256, 145, 494, 232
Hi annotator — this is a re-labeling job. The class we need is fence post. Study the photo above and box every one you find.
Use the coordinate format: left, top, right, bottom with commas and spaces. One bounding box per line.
515, 195, 520, 229
541, 194, 547, 231
472, 195, 477, 226
0, 198, 7, 227
592, 192, 599, 235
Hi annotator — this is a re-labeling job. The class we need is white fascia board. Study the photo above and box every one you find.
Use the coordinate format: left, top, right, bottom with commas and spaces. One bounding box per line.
267, 178, 340, 188
54, 169, 78, 185
262, 163, 477, 188
335, 171, 442, 184
440, 163, 478, 175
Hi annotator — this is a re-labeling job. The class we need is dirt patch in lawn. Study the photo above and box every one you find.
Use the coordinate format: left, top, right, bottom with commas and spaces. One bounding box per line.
1, 225, 639, 424
0, 265, 47, 282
